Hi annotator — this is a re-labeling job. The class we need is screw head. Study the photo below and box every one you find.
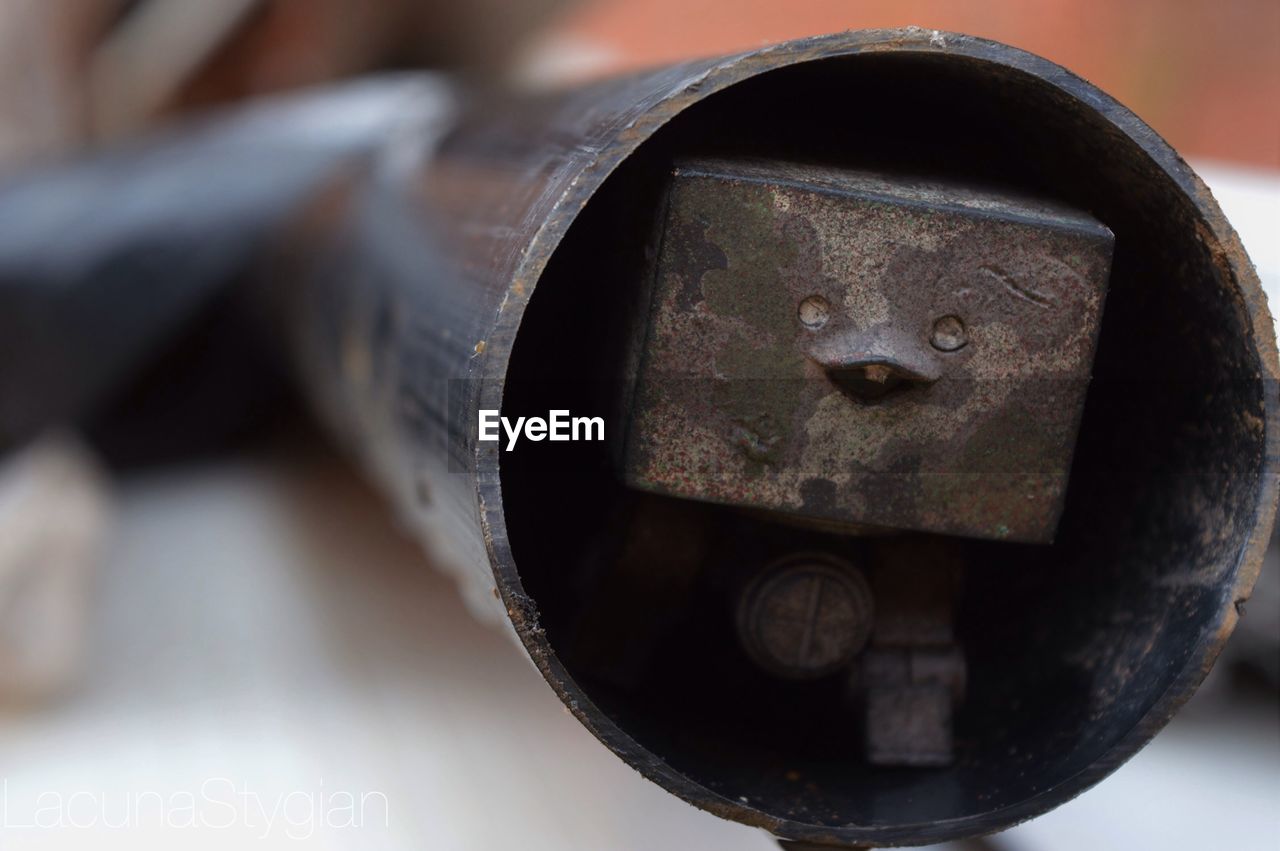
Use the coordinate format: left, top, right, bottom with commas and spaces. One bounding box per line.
737, 554, 873, 679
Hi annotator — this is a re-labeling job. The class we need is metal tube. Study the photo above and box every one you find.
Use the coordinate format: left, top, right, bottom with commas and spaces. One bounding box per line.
279, 29, 1277, 846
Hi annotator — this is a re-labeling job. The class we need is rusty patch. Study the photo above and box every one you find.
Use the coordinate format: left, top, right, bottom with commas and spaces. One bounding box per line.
622, 159, 1114, 542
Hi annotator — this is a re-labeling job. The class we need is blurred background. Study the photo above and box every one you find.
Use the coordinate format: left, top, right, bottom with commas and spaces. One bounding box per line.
1, 0, 1276, 165
0, 1, 1275, 849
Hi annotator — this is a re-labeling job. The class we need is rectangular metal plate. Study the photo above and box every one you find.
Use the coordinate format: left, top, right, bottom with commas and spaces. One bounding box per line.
621, 160, 1113, 543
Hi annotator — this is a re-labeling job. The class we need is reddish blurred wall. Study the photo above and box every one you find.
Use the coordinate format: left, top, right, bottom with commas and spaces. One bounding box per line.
553, 0, 1280, 167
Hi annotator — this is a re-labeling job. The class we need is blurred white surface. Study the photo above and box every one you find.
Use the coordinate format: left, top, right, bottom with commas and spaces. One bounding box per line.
1196, 160, 1280, 313
0, 436, 109, 700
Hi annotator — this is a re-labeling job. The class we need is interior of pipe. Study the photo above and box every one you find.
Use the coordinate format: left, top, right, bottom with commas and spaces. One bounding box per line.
498, 52, 1267, 829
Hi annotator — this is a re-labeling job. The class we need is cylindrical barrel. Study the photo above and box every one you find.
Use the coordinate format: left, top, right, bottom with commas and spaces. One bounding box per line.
280, 29, 1278, 846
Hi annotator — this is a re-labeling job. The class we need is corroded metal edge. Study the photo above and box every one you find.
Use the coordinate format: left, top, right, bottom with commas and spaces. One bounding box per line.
468, 28, 1280, 846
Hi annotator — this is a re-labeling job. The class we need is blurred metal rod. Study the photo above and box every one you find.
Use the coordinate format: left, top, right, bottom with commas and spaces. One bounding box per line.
0, 75, 454, 452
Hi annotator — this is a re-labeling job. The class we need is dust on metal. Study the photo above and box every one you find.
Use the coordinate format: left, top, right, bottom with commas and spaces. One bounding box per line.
622, 159, 1114, 543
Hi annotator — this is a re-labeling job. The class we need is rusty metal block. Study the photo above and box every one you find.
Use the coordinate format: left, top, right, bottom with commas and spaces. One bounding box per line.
622, 160, 1113, 542
865, 680, 954, 767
